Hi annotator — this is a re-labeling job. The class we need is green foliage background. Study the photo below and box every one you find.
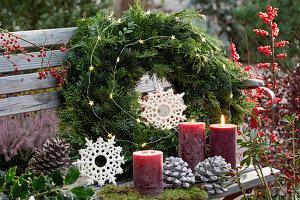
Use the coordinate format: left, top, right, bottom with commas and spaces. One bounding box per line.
233, 0, 299, 72
0, 0, 111, 31
59, 3, 252, 177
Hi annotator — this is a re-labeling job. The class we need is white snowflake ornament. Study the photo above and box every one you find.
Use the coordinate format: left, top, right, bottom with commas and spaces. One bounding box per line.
74, 136, 125, 186
139, 85, 187, 130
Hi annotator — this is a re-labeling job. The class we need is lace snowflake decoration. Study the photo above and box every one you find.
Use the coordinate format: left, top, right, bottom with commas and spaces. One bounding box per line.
139, 86, 187, 130
74, 136, 125, 186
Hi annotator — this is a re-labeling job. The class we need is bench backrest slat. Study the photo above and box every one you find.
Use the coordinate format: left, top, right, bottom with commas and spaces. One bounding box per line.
9, 27, 77, 49
0, 91, 60, 117
0, 73, 58, 95
0, 50, 69, 73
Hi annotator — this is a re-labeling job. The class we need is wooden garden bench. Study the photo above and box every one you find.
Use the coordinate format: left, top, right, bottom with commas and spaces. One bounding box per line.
0, 28, 279, 199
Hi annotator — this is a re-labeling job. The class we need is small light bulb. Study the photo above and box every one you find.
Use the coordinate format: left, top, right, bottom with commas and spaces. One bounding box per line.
89, 65, 94, 71
141, 142, 147, 147
89, 101, 94, 106
116, 57, 120, 63
107, 133, 113, 138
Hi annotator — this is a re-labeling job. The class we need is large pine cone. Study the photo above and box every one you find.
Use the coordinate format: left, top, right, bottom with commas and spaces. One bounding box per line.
163, 156, 195, 188
195, 156, 231, 194
26, 138, 71, 176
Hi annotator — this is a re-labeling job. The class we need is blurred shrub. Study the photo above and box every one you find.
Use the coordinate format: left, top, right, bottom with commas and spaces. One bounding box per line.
233, 0, 299, 72
0, 0, 112, 31
0, 110, 58, 171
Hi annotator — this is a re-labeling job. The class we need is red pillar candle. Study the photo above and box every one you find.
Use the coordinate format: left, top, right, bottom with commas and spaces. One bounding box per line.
178, 121, 206, 172
133, 150, 163, 197
209, 115, 237, 169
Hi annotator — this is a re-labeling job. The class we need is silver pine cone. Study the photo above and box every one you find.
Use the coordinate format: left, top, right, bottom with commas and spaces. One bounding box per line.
163, 156, 195, 188
26, 138, 71, 176
195, 156, 231, 194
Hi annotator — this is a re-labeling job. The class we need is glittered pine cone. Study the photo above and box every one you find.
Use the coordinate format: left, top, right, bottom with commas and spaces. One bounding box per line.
195, 156, 231, 194
163, 156, 195, 188
26, 138, 71, 176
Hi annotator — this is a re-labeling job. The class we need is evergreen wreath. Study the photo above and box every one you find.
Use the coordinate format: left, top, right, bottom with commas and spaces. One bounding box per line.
59, 2, 252, 177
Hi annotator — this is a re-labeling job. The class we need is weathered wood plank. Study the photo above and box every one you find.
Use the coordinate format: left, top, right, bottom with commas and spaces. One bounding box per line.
136, 75, 171, 93
207, 167, 280, 199
8, 27, 77, 49
0, 50, 69, 73
0, 91, 60, 116
0, 73, 58, 95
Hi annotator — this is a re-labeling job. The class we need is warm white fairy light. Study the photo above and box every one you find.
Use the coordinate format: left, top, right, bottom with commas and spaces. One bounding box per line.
116, 57, 120, 63
89, 100, 94, 106
89, 65, 94, 71
138, 39, 144, 44
171, 35, 176, 40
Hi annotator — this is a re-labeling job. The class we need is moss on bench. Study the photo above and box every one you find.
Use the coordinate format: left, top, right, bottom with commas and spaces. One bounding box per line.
97, 184, 208, 200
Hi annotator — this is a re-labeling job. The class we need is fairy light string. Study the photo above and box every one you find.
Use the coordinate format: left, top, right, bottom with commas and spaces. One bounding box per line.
86, 17, 178, 147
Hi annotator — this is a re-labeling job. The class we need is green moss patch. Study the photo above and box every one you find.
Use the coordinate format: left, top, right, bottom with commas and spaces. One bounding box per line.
97, 184, 208, 200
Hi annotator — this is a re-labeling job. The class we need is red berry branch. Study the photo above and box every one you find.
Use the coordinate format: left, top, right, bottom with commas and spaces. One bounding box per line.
0, 28, 68, 87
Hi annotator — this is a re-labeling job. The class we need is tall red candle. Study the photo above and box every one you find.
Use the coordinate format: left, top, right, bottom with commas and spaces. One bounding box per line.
209, 115, 237, 169
178, 121, 206, 172
133, 150, 163, 197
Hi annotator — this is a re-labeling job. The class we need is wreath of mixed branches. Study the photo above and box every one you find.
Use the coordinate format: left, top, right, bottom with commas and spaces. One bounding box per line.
59, 2, 252, 176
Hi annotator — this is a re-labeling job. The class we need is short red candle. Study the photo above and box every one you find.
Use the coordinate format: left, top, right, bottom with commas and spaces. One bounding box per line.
209, 124, 237, 169
178, 122, 206, 172
133, 150, 163, 197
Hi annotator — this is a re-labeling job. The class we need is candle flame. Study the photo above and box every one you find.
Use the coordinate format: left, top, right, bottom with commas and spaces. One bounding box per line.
221, 115, 225, 126
191, 119, 195, 123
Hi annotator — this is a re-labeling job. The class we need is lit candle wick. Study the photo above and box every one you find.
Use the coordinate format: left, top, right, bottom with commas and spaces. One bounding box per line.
191, 119, 195, 123
221, 115, 225, 127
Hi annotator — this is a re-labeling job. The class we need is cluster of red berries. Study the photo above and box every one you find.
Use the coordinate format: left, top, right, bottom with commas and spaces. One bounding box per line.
258, 5, 278, 24
272, 62, 280, 71
275, 41, 289, 47
1, 33, 35, 72
270, 22, 279, 37
256, 63, 271, 69
270, 132, 277, 143
276, 53, 287, 59
258, 45, 272, 56
37, 67, 67, 87
60, 46, 66, 52
242, 65, 253, 71
230, 43, 240, 62
37, 49, 47, 57
253, 29, 269, 36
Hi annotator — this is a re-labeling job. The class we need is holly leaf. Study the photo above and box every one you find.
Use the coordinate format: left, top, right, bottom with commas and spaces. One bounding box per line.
70, 186, 95, 199
250, 128, 257, 140
64, 166, 80, 185
51, 169, 63, 186
11, 179, 28, 199
5, 167, 16, 183
33, 174, 46, 192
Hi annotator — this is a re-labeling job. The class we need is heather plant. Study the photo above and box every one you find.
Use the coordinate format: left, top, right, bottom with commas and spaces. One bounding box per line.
0, 110, 58, 171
